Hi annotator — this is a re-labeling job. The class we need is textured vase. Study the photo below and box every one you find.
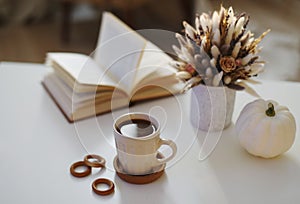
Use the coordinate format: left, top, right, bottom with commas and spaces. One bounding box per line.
190, 84, 236, 132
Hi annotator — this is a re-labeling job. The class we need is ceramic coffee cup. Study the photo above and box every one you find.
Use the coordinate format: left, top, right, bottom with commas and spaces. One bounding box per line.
113, 112, 177, 175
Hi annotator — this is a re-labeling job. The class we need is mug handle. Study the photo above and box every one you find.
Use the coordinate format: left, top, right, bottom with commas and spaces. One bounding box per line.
156, 139, 177, 165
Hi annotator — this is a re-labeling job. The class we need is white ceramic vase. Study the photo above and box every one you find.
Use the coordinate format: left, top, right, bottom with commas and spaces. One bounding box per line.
190, 84, 236, 132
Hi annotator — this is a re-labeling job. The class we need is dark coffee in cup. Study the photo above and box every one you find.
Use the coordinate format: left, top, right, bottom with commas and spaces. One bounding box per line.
113, 112, 177, 175
117, 119, 156, 138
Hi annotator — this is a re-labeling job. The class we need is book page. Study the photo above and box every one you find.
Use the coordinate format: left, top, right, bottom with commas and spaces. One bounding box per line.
93, 12, 146, 94
134, 41, 176, 82
46, 73, 126, 105
47, 52, 117, 87
131, 80, 185, 102
43, 73, 129, 122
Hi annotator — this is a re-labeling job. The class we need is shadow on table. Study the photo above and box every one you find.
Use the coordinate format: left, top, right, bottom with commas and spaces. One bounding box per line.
196, 125, 300, 203
110, 173, 176, 204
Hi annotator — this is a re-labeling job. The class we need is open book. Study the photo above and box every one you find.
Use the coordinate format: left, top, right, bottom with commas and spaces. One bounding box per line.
43, 12, 184, 122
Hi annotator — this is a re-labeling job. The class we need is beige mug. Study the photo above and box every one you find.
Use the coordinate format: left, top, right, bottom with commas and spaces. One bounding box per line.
113, 112, 177, 175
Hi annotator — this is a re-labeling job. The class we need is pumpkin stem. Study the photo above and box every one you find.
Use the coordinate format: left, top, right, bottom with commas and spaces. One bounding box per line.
266, 103, 275, 117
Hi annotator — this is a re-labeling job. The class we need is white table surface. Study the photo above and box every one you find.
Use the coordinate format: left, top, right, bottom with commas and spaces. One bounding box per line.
1, 61, 300, 204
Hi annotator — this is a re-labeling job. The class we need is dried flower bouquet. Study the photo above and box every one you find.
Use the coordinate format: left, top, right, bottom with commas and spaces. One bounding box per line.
172, 5, 270, 95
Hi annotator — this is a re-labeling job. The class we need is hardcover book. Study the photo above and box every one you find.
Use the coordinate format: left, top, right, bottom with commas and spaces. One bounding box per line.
43, 12, 183, 122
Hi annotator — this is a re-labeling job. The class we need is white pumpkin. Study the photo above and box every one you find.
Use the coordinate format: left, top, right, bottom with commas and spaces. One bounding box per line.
236, 99, 296, 158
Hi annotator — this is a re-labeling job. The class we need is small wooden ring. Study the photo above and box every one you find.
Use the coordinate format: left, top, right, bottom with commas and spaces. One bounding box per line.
92, 178, 115, 196
84, 154, 106, 168
70, 161, 92, 177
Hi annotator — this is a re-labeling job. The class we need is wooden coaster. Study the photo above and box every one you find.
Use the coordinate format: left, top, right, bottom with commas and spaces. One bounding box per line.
113, 154, 166, 185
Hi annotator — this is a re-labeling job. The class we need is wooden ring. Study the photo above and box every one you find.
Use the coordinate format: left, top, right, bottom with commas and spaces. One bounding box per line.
84, 154, 106, 168
92, 178, 115, 196
70, 161, 92, 177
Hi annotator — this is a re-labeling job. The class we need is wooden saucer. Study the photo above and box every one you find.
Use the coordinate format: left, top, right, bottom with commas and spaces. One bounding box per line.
113, 154, 166, 184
